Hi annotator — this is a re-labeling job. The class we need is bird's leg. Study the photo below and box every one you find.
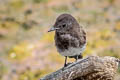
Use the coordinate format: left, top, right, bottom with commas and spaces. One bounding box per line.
76, 55, 78, 62
64, 56, 67, 67
75, 55, 83, 61
79, 55, 83, 59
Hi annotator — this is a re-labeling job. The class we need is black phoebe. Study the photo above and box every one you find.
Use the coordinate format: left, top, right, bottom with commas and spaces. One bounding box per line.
48, 13, 86, 67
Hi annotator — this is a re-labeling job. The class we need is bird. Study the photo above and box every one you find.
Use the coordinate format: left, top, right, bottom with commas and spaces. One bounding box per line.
48, 13, 86, 67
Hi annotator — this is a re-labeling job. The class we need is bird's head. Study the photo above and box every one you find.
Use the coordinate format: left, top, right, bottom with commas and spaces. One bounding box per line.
48, 13, 78, 33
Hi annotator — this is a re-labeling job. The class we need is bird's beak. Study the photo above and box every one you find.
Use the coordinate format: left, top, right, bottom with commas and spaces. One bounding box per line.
48, 27, 59, 32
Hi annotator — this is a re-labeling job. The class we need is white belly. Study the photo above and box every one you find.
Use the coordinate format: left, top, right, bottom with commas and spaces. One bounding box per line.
57, 43, 86, 57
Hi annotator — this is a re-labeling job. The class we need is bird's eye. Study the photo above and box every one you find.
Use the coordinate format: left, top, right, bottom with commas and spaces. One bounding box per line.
62, 24, 66, 28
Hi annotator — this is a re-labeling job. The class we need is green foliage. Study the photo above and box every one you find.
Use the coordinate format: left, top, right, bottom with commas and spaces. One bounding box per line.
118, 67, 120, 73
9, 0, 24, 9
52, 5, 70, 13
84, 42, 94, 56
33, 0, 49, 3
0, 62, 8, 79
8, 42, 34, 61
98, 48, 120, 58
108, 0, 114, 4
19, 70, 34, 80
40, 32, 54, 43
115, 22, 120, 31
47, 52, 64, 64
18, 68, 51, 80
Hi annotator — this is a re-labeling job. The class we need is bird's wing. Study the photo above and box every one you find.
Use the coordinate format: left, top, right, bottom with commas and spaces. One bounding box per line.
72, 26, 86, 47
78, 27, 86, 47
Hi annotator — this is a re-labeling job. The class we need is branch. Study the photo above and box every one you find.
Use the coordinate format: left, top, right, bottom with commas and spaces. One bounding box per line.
40, 56, 120, 80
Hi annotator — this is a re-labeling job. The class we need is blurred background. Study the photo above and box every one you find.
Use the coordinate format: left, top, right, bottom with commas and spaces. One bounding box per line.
0, 0, 120, 80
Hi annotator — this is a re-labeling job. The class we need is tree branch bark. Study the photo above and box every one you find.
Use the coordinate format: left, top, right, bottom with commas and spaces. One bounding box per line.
40, 56, 120, 80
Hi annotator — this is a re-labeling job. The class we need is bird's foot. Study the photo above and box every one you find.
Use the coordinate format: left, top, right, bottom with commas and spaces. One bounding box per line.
64, 62, 72, 67
75, 55, 83, 61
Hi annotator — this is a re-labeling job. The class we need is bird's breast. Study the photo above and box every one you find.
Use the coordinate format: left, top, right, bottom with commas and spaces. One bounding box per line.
57, 43, 86, 56
55, 33, 86, 56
